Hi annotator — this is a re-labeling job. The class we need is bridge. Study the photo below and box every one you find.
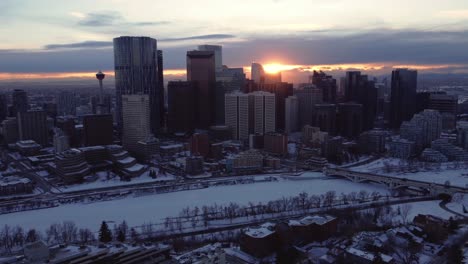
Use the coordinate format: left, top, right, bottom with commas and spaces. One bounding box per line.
324, 167, 468, 196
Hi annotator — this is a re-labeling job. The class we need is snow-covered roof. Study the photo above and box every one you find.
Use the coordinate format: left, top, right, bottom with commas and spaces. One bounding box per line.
346, 247, 393, 263
288, 215, 336, 226
244, 222, 276, 238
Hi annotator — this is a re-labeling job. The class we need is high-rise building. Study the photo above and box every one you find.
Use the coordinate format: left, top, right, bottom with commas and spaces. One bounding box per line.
225, 92, 251, 140
91, 94, 111, 115
337, 103, 363, 139
83, 114, 113, 146
56, 116, 77, 147
251, 63, 265, 84
12, 89, 29, 115
187, 50, 216, 129
53, 129, 70, 153
113, 36, 161, 134
456, 121, 468, 150
285, 96, 299, 133
259, 82, 293, 131
215, 67, 246, 125
252, 91, 276, 135
17, 110, 48, 146
390, 69, 417, 129
311, 71, 337, 103
56, 91, 77, 116
0, 94, 8, 122
224, 91, 276, 140
401, 109, 442, 152
343, 72, 377, 130
313, 104, 337, 135
122, 95, 151, 154
0, 117, 19, 144
157, 50, 165, 128
294, 85, 323, 129
167, 81, 197, 133
198, 45, 223, 73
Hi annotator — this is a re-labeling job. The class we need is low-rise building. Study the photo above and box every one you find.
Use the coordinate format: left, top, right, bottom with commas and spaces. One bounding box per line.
358, 130, 386, 154
263, 133, 288, 155
286, 215, 338, 243
240, 222, 278, 258
388, 138, 414, 159
0, 176, 33, 196
186, 156, 204, 175
15, 140, 41, 156
55, 149, 91, 183
431, 138, 468, 161
227, 150, 263, 174
420, 148, 448, 162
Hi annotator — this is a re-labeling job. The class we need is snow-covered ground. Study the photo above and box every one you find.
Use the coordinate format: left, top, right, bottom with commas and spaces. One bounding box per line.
446, 194, 468, 216
351, 158, 468, 187
58, 170, 176, 192
0, 172, 389, 232
391, 200, 456, 224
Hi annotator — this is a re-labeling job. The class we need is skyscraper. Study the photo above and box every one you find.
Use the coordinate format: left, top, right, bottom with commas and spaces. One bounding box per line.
251, 63, 265, 84
313, 104, 337, 135
187, 50, 216, 129
198, 45, 223, 72
113, 36, 161, 134
83, 114, 113, 146
337, 103, 363, 139
285, 96, 299, 133
0, 94, 8, 122
343, 71, 378, 130
259, 82, 293, 131
12, 89, 29, 115
225, 92, 250, 140
167, 81, 197, 133
390, 69, 417, 129
17, 110, 48, 146
224, 91, 276, 140
157, 50, 165, 128
294, 85, 323, 129
57, 91, 77, 116
122, 95, 151, 154
311, 71, 337, 103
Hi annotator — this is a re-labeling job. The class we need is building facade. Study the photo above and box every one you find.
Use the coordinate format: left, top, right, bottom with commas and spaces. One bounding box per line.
122, 95, 151, 154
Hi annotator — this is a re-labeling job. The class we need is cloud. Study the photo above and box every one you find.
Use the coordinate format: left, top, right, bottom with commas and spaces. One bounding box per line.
74, 11, 169, 27
44, 41, 112, 50
437, 10, 468, 19
1, 29, 468, 75
160, 34, 236, 42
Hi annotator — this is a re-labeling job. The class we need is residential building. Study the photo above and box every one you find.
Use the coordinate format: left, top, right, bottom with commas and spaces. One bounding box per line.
388, 138, 415, 159
55, 149, 91, 183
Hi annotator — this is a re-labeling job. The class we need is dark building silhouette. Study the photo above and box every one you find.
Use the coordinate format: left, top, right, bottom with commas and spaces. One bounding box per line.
83, 114, 113, 146
91, 95, 111, 115
113, 36, 162, 135
343, 72, 377, 131
313, 104, 337, 135
167, 81, 197, 133
157, 50, 165, 127
0, 94, 8, 122
12, 89, 29, 116
190, 133, 210, 158
43, 102, 57, 120
186, 50, 216, 129
338, 103, 363, 139
390, 69, 417, 129
259, 82, 293, 131
311, 70, 337, 103
17, 110, 48, 146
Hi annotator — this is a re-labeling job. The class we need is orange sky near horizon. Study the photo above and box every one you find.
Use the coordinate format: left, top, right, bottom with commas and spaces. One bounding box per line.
0, 63, 465, 82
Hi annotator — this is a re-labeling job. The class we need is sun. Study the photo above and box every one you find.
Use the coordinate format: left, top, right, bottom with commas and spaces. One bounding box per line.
263, 63, 285, 74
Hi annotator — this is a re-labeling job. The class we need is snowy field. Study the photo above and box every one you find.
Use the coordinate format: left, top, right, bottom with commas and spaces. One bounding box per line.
447, 194, 468, 216
0, 172, 389, 232
351, 158, 468, 187
391, 200, 456, 222
58, 170, 176, 192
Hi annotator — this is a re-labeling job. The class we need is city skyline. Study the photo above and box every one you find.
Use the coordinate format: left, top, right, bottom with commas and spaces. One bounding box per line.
1, 0, 468, 82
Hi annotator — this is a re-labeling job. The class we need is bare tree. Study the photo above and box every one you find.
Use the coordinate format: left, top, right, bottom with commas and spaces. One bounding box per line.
400, 204, 412, 224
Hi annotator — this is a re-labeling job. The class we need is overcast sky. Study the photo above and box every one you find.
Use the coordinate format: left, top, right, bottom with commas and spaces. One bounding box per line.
1, 0, 468, 81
